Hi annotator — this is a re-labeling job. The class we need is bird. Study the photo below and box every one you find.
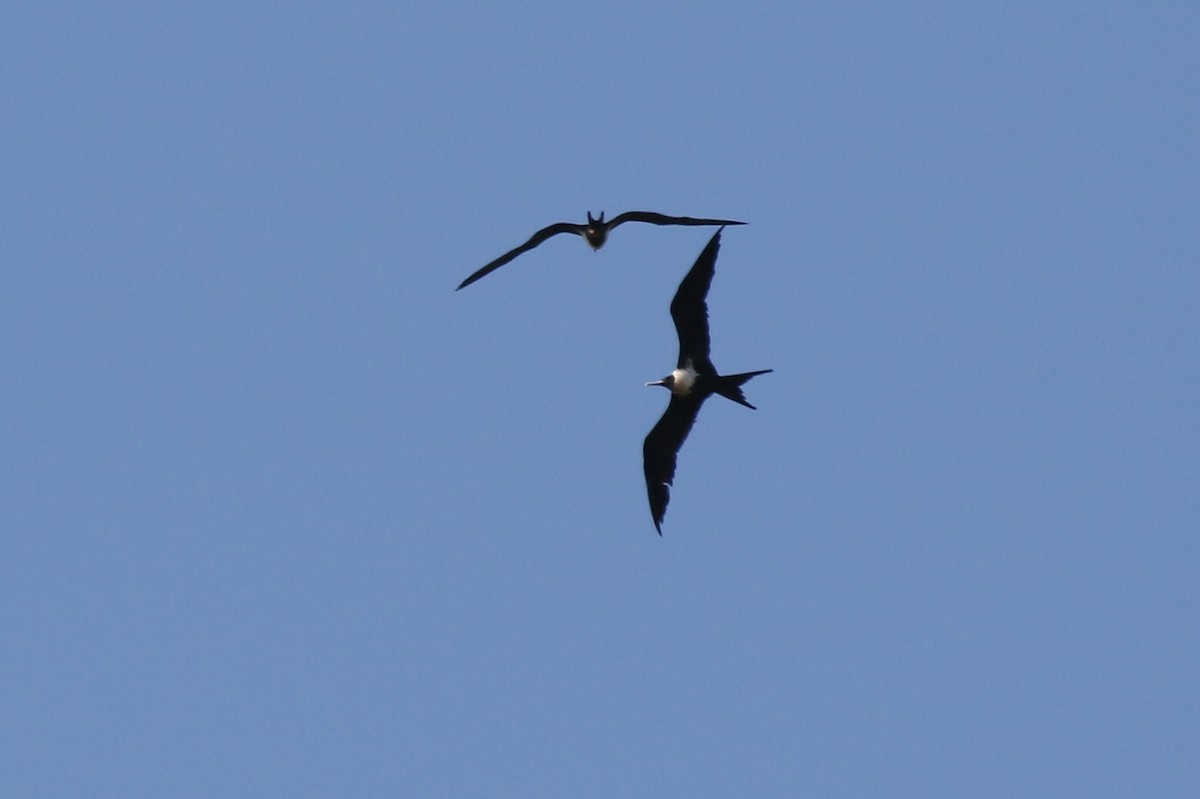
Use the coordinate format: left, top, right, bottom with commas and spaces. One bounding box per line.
455, 211, 746, 290
643, 228, 772, 535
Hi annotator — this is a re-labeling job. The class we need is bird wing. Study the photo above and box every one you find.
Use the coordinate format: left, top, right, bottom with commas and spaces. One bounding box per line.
643, 393, 706, 534
606, 211, 746, 230
669, 229, 722, 369
456, 221, 584, 290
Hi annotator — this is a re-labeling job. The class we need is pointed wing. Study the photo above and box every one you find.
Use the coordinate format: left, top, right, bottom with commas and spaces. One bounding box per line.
642, 393, 706, 534
607, 211, 746, 230
669, 229, 722, 369
456, 221, 584, 290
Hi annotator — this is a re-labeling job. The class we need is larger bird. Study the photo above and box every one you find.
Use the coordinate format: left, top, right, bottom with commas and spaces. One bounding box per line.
456, 211, 745, 290
643, 228, 772, 535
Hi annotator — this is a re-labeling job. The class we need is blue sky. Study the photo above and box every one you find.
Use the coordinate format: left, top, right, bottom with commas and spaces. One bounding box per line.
3, 2, 1197, 796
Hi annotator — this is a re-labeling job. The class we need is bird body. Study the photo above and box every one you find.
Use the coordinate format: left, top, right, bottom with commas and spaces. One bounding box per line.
643, 229, 771, 534
456, 210, 745, 290
582, 211, 610, 249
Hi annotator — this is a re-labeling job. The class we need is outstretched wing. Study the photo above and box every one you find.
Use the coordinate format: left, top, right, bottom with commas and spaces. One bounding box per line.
669, 229, 722, 369
607, 211, 746, 230
456, 221, 584, 290
642, 393, 706, 534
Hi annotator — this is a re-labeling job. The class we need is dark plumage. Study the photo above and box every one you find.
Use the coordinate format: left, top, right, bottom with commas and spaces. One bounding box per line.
643, 228, 772, 534
456, 211, 746, 290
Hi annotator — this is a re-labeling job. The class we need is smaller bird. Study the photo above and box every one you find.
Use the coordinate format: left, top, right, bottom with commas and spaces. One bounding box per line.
456, 211, 746, 290
643, 228, 771, 535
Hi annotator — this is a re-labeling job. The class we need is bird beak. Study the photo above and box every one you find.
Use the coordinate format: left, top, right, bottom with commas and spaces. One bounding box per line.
645, 379, 667, 387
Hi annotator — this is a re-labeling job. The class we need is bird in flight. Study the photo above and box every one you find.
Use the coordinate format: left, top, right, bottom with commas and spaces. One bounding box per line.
455, 211, 746, 290
643, 228, 772, 535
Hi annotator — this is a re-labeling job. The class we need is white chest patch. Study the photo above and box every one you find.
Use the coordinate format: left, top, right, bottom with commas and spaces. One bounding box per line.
671, 365, 698, 396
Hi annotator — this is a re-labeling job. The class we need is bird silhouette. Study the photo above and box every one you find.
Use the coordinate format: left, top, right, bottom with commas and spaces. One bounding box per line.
643, 228, 771, 534
456, 211, 745, 290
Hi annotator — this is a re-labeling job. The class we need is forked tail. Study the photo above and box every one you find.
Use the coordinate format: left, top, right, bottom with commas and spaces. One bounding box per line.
715, 369, 773, 409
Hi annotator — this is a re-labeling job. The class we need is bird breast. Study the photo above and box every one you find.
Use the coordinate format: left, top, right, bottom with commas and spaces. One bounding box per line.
670, 366, 697, 395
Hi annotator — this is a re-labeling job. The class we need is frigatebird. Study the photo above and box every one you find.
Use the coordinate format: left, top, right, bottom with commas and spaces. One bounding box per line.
643, 228, 772, 535
456, 211, 745, 290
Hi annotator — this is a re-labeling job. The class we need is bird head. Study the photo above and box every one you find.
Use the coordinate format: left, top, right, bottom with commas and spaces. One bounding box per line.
646, 364, 696, 395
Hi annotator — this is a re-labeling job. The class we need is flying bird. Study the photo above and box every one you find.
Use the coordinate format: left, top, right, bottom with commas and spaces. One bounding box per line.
456, 211, 746, 290
643, 228, 772, 535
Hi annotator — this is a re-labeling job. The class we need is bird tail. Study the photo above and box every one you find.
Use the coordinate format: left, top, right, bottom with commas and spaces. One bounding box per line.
714, 369, 773, 409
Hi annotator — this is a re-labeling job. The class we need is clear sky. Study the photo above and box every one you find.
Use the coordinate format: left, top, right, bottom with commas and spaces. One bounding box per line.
3, 2, 1197, 796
